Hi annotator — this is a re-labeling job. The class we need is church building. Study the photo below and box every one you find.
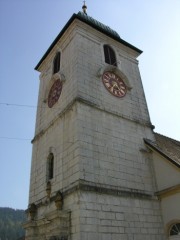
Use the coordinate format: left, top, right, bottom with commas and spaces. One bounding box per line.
24, 3, 180, 240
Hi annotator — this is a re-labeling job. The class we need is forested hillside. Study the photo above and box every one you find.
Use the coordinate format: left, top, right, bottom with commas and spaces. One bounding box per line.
0, 207, 26, 240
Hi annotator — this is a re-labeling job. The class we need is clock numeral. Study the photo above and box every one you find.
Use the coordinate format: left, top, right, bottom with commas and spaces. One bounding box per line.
105, 82, 111, 88
111, 73, 115, 79
113, 90, 117, 95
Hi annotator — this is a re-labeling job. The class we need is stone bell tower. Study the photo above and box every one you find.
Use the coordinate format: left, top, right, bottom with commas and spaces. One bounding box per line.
24, 5, 165, 240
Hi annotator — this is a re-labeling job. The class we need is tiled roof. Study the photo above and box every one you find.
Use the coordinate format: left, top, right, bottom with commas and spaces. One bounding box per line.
77, 11, 121, 40
144, 133, 180, 168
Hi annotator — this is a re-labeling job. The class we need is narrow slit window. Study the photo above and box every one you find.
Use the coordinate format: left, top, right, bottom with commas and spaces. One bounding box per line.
48, 153, 54, 180
53, 52, 61, 74
104, 45, 117, 66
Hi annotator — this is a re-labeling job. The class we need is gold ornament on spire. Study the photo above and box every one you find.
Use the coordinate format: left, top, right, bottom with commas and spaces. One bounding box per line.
82, 1, 87, 15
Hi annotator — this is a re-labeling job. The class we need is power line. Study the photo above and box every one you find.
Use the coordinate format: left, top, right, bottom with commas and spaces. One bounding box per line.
0, 102, 37, 108
0, 102, 61, 110
0, 103, 35, 142
0, 136, 31, 141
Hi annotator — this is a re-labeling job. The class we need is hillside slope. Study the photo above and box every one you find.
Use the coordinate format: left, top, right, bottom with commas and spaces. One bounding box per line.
0, 207, 26, 240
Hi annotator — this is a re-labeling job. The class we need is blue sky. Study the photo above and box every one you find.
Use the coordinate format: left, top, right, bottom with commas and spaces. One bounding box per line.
0, 0, 179, 210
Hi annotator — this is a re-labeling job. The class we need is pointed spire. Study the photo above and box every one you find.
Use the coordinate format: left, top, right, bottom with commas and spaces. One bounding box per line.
82, 1, 87, 15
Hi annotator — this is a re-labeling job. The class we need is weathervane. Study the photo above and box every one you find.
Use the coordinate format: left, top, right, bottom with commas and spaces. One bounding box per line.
82, 1, 87, 15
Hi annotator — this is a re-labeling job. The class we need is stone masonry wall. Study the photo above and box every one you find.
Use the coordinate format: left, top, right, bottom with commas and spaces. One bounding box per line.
75, 21, 151, 125
79, 191, 165, 240
76, 102, 156, 194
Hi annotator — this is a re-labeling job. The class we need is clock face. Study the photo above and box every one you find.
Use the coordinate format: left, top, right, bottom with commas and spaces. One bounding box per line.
102, 71, 127, 98
48, 79, 62, 108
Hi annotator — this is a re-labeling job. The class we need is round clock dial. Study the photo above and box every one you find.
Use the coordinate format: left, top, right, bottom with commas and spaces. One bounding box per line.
48, 79, 62, 108
102, 71, 127, 98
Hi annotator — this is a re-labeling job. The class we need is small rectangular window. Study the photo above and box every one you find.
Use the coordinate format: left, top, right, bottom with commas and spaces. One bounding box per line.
53, 52, 61, 74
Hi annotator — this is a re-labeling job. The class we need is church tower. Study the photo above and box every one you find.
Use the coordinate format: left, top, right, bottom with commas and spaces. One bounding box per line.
24, 6, 166, 240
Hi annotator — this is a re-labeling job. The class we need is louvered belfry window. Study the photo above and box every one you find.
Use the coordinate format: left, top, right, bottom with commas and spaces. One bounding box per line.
53, 52, 61, 74
104, 45, 117, 66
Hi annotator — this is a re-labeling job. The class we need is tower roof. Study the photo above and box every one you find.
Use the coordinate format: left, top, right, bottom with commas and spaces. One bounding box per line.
35, 12, 142, 70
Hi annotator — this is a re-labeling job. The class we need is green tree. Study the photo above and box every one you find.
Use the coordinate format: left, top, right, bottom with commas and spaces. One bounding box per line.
0, 207, 26, 240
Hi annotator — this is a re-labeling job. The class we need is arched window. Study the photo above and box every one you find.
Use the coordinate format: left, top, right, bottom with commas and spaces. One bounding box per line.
53, 52, 61, 74
47, 153, 54, 180
169, 223, 180, 237
103, 45, 117, 66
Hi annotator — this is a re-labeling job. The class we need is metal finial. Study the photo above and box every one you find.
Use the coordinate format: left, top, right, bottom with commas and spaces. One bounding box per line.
82, 1, 87, 15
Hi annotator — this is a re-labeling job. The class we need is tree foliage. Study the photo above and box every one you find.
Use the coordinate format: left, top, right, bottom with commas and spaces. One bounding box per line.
0, 207, 26, 240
